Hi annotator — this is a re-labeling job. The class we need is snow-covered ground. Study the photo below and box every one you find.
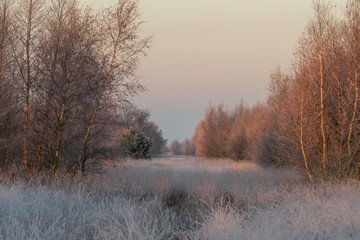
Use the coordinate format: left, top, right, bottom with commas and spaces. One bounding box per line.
1, 157, 360, 239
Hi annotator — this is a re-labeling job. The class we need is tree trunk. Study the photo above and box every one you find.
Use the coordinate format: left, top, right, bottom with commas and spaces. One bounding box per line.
23, 84, 29, 172
318, 33, 327, 180
33, 90, 53, 172
300, 91, 314, 184
23, 0, 35, 172
346, 71, 358, 177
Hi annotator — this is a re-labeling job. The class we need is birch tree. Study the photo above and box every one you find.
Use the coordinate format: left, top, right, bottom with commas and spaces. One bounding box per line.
0, 0, 20, 171
72, 0, 150, 177
12, 0, 44, 172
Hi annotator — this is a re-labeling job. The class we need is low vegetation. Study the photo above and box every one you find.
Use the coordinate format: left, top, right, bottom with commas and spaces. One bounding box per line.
1, 157, 360, 240
120, 128, 152, 159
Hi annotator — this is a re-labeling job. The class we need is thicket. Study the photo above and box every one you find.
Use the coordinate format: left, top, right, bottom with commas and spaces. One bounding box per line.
170, 101, 266, 159
192, 0, 360, 182
186, 101, 267, 160
0, 0, 166, 178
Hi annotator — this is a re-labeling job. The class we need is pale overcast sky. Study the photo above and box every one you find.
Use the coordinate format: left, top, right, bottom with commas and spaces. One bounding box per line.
81, 0, 344, 144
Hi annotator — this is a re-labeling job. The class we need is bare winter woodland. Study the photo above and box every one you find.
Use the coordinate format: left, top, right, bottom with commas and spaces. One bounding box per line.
0, 0, 166, 177
1, 0, 360, 239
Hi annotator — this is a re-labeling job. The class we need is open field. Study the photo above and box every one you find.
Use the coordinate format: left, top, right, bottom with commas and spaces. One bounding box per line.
1, 157, 360, 239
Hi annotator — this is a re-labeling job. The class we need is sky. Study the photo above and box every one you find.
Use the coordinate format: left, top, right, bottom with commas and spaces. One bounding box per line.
82, 0, 344, 144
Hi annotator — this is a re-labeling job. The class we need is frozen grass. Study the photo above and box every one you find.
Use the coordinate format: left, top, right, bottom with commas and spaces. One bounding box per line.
0, 157, 359, 239
194, 181, 360, 240
116, 157, 303, 209
0, 184, 178, 239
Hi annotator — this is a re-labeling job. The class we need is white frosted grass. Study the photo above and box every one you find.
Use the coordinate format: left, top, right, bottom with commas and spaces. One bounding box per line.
116, 157, 303, 208
194, 181, 360, 240
0, 184, 177, 240
1, 157, 359, 239
123, 157, 260, 173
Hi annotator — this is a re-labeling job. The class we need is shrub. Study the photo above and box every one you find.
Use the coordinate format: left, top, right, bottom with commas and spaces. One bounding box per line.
120, 128, 152, 159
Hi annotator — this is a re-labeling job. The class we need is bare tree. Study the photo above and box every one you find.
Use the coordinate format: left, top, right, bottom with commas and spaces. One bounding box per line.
343, 0, 360, 177
258, 0, 360, 182
0, 0, 21, 171
11, 0, 44, 172
72, 0, 151, 177
181, 138, 195, 156
195, 104, 232, 159
170, 139, 182, 155
0, 0, 154, 178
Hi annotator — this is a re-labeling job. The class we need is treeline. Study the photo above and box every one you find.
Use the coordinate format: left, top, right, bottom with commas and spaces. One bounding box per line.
0, 0, 165, 177
170, 101, 266, 160
177, 0, 360, 182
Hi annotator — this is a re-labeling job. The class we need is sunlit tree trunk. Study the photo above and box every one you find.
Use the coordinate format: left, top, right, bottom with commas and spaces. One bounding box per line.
312, 0, 329, 180
12, 0, 44, 172
345, 72, 358, 176
300, 90, 314, 184
335, 75, 344, 179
